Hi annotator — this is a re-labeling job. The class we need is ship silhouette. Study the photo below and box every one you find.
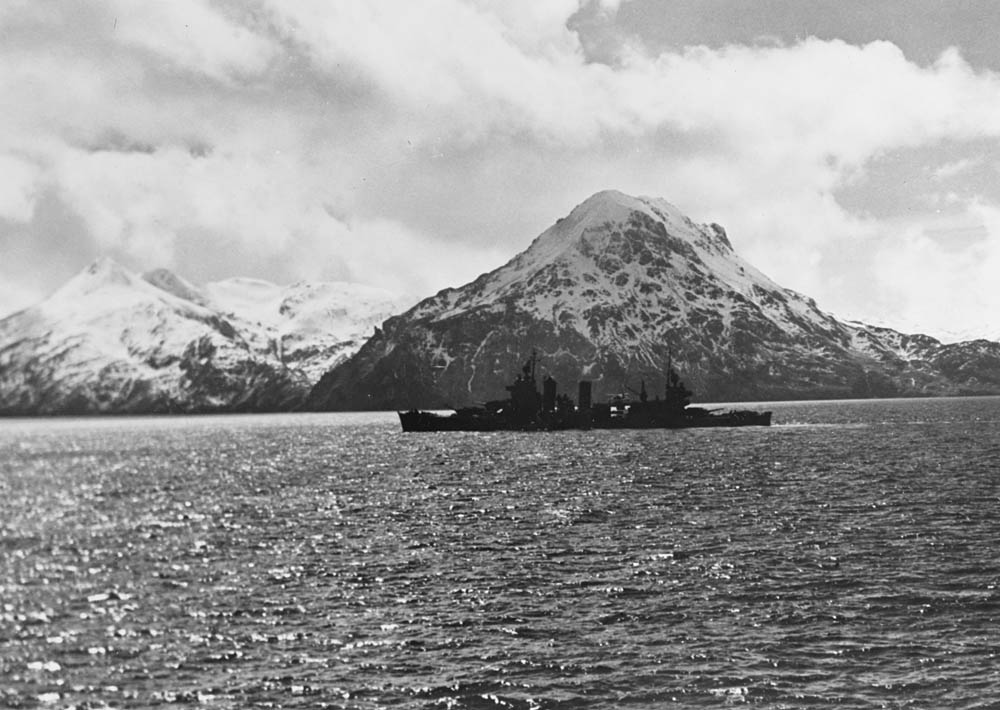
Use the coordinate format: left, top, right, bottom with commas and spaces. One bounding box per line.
398, 352, 771, 431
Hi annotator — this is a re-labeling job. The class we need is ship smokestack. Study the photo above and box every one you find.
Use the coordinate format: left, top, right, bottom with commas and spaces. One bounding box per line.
543, 375, 557, 412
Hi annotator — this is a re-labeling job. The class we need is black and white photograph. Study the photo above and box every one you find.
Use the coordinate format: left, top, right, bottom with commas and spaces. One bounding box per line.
2, 1, 1000, 706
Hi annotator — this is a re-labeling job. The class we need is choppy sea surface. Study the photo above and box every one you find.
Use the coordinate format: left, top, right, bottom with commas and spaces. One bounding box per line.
2, 397, 1000, 709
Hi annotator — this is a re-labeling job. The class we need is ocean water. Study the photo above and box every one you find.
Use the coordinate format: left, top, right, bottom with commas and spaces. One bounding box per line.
2, 398, 1000, 709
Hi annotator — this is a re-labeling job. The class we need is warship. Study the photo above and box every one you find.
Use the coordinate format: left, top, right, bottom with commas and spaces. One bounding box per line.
398, 353, 772, 432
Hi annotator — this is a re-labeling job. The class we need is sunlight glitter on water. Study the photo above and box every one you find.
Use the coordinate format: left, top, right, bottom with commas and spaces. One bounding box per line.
2, 398, 1000, 708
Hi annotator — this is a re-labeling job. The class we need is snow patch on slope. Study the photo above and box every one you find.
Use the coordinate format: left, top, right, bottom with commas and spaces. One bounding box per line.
205, 278, 413, 380
838, 312, 997, 346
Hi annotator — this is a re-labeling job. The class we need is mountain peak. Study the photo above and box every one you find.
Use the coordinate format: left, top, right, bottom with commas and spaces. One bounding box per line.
569, 190, 687, 227
574, 188, 642, 212
523, 190, 726, 264
54, 257, 140, 299
504, 189, 732, 283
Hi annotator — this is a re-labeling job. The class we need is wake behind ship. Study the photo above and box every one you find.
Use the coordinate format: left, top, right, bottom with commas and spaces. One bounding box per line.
398, 353, 771, 432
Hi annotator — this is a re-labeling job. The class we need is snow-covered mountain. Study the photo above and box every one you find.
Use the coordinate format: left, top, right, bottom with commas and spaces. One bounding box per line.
837, 313, 1000, 347
307, 190, 1000, 409
0, 259, 410, 414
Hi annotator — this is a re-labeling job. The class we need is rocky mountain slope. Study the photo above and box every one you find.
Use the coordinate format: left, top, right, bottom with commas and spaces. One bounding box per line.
307, 190, 1000, 410
0, 259, 409, 414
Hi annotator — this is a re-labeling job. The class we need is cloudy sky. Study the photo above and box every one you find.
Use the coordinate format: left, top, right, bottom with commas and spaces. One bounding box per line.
3, 1, 1000, 339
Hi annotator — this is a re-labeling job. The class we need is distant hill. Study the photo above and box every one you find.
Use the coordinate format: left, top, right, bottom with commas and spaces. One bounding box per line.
0, 259, 410, 414
307, 190, 1000, 410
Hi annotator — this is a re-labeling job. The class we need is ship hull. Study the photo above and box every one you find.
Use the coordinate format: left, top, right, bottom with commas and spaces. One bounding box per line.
398, 408, 771, 432
397, 409, 585, 432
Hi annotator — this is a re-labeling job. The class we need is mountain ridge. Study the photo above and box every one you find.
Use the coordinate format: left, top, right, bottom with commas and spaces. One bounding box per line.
0, 259, 410, 415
